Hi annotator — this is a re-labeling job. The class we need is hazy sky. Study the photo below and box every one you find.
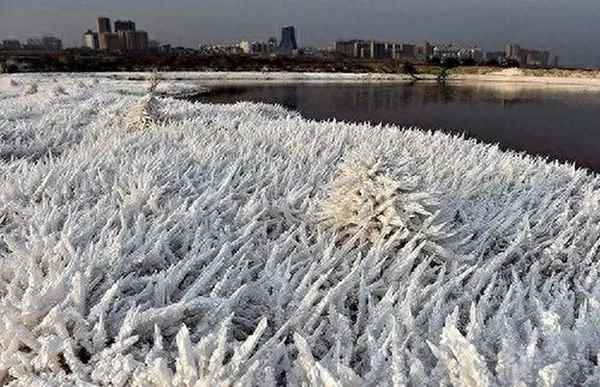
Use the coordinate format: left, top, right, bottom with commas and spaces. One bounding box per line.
1, 0, 599, 67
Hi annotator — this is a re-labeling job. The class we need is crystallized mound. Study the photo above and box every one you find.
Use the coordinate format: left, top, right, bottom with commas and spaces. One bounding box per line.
126, 93, 161, 130
51, 86, 69, 96
0, 75, 600, 386
23, 82, 38, 95
318, 151, 442, 245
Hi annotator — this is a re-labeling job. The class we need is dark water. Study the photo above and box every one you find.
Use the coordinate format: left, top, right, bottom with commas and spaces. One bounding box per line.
188, 82, 600, 172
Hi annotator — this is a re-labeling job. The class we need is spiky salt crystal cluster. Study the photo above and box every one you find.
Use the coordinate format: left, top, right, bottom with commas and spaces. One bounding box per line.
319, 153, 441, 246
23, 82, 38, 95
126, 93, 161, 130
1, 74, 600, 386
51, 86, 69, 96
126, 71, 162, 131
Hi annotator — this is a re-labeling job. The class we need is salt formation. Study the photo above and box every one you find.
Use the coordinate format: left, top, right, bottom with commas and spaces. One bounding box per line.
126, 71, 161, 130
23, 82, 38, 95
126, 93, 161, 130
51, 86, 69, 96
0, 74, 600, 386
318, 151, 442, 246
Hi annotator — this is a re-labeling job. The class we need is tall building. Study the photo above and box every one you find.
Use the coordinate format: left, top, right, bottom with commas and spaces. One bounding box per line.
134, 31, 148, 50
83, 30, 99, 50
99, 32, 125, 51
41, 36, 62, 51
335, 40, 361, 57
113, 30, 149, 50
416, 42, 434, 60
121, 31, 137, 50
506, 43, 550, 67
336, 39, 414, 60
278, 26, 298, 56
97, 17, 112, 34
369, 41, 388, 59
239, 40, 276, 56
114, 20, 136, 32
525, 50, 550, 67
505, 44, 521, 61
89, 16, 150, 51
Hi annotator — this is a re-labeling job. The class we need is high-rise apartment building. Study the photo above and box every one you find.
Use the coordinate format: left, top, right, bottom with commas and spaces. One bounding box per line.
99, 32, 125, 51
83, 30, 99, 50
136, 31, 149, 50
279, 26, 298, 56
505, 44, 521, 61
124, 31, 148, 50
506, 43, 550, 67
97, 17, 111, 34
336, 40, 415, 60
114, 20, 136, 32
122, 31, 137, 50
335, 40, 362, 57
369, 41, 388, 59
91, 17, 149, 51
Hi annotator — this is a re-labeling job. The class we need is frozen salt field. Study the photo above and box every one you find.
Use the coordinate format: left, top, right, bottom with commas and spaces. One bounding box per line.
1, 73, 600, 386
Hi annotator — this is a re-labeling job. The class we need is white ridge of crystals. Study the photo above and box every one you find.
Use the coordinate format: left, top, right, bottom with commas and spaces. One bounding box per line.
0, 73, 599, 386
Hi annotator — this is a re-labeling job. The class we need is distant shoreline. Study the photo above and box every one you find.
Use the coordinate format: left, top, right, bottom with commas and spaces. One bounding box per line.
88, 70, 600, 90
5, 70, 600, 92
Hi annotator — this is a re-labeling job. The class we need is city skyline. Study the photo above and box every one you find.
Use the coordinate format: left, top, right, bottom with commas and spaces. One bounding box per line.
1, 0, 600, 67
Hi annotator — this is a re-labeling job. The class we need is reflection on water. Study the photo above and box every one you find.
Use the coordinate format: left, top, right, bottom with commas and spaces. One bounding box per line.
190, 82, 600, 172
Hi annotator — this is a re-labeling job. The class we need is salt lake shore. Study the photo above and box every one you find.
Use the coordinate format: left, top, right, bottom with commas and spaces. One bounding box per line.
1, 74, 600, 386
95, 69, 600, 90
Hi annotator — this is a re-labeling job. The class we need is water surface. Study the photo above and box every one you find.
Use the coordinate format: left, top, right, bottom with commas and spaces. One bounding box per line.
188, 82, 600, 172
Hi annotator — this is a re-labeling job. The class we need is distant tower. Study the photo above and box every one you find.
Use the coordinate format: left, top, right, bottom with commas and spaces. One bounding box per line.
115, 20, 136, 32
279, 26, 298, 56
505, 44, 520, 60
134, 31, 149, 50
83, 30, 99, 50
97, 17, 111, 33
